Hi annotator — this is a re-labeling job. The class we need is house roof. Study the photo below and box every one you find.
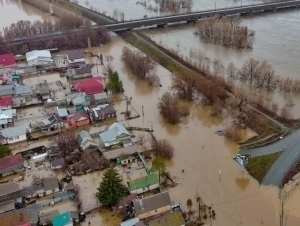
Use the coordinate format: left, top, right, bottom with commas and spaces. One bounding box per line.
21, 183, 43, 197
96, 106, 116, 118
26, 50, 51, 61
14, 84, 32, 95
42, 114, 63, 126
38, 86, 50, 94
120, 218, 140, 226
77, 130, 91, 144
43, 178, 59, 191
99, 122, 130, 145
128, 174, 159, 191
0, 54, 16, 68
67, 110, 89, 121
102, 145, 137, 160
64, 50, 85, 61
0, 154, 24, 175
0, 211, 30, 226
0, 182, 20, 196
133, 192, 171, 216
0, 182, 22, 204
147, 211, 185, 226
0, 97, 12, 106
89, 92, 107, 101
40, 210, 59, 224
50, 158, 65, 168
74, 67, 91, 74
52, 212, 72, 226
115, 193, 138, 209
0, 124, 30, 138
73, 77, 104, 95
0, 200, 16, 213
56, 107, 68, 117
71, 93, 89, 105
0, 84, 14, 96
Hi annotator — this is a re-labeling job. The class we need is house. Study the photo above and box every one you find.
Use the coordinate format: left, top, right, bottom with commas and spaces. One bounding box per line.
0, 182, 22, 206
89, 92, 108, 105
0, 84, 14, 97
0, 211, 31, 226
43, 178, 59, 195
41, 114, 64, 133
113, 193, 138, 217
147, 211, 185, 226
67, 67, 92, 80
67, 111, 90, 127
26, 50, 53, 66
64, 50, 85, 64
71, 93, 90, 110
133, 192, 172, 220
0, 108, 16, 128
0, 97, 12, 109
56, 107, 69, 119
0, 154, 25, 177
93, 105, 116, 121
102, 145, 138, 161
39, 210, 59, 226
50, 158, 65, 170
0, 54, 16, 68
46, 146, 61, 159
72, 77, 104, 95
120, 218, 141, 226
77, 130, 98, 151
0, 124, 31, 144
52, 211, 79, 226
14, 84, 32, 96
128, 174, 159, 195
22, 183, 44, 199
99, 122, 131, 148
37, 85, 50, 101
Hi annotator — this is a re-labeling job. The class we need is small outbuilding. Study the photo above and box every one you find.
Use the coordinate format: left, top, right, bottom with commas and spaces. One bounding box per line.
26, 50, 53, 66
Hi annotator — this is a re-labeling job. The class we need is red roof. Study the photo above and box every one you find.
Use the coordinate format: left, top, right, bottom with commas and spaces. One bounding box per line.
73, 77, 104, 95
0, 153, 23, 171
0, 54, 16, 68
0, 97, 12, 106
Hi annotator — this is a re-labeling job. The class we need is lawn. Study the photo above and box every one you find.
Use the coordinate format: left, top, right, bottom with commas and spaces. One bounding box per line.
245, 151, 282, 183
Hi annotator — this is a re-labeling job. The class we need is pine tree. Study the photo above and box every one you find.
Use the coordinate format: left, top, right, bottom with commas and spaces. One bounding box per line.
0, 144, 11, 158
96, 168, 127, 206
106, 69, 123, 93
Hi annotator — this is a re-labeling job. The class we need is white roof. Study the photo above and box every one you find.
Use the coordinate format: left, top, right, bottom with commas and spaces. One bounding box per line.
92, 104, 109, 117
32, 153, 48, 160
0, 124, 30, 138
26, 50, 51, 61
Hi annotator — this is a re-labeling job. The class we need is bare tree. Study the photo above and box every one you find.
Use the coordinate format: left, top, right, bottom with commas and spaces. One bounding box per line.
226, 62, 238, 79
225, 125, 243, 142
172, 72, 197, 101
280, 107, 293, 120
147, 74, 161, 87
52, 130, 78, 158
158, 92, 180, 124
271, 102, 278, 114
122, 47, 156, 79
156, 139, 174, 160
238, 58, 260, 87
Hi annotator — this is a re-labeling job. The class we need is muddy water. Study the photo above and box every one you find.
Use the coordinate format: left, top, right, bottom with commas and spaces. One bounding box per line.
86, 37, 287, 225
0, 0, 58, 29
76, 0, 263, 21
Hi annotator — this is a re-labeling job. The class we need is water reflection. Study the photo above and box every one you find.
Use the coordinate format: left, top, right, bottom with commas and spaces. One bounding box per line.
0, 0, 58, 29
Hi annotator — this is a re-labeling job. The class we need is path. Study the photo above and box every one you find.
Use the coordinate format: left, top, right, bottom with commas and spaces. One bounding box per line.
239, 129, 300, 186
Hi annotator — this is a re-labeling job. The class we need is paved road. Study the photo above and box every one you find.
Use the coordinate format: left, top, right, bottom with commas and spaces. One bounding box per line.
239, 129, 300, 186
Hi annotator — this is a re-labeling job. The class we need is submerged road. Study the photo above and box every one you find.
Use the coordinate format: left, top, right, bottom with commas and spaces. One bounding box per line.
239, 129, 300, 186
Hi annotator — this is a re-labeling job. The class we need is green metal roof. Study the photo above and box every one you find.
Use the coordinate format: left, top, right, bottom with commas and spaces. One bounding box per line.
52, 212, 71, 226
128, 174, 159, 191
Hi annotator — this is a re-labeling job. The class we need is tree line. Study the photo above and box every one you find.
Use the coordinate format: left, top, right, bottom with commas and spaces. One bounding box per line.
0, 18, 110, 54
197, 16, 255, 49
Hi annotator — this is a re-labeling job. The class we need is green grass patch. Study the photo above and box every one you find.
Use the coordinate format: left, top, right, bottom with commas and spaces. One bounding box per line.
120, 32, 188, 74
245, 151, 282, 183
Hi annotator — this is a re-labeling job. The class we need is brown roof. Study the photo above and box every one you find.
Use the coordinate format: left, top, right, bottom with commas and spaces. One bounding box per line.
102, 145, 137, 160
0, 182, 20, 196
0, 212, 30, 226
116, 194, 138, 209
65, 50, 85, 61
68, 111, 89, 121
50, 158, 65, 168
39, 210, 59, 224
0, 154, 24, 175
96, 106, 116, 118
133, 192, 171, 216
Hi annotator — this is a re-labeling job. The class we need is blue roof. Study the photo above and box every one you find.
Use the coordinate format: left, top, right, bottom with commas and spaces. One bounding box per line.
52, 212, 71, 226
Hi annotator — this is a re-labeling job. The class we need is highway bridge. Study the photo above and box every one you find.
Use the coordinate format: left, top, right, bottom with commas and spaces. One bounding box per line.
8, 0, 300, 44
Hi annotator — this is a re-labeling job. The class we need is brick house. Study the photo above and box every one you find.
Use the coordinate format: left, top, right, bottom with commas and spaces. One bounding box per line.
67, 111, 90, 127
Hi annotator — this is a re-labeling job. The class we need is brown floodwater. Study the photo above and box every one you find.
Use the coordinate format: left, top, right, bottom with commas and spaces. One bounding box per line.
0, 0, 58, 29
85, 37, 297, 225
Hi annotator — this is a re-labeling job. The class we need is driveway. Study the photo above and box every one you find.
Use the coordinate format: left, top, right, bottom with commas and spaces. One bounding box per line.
239, 129, 300, 186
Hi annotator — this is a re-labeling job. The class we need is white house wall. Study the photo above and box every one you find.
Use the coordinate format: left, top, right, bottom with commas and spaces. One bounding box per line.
7, 134, 27, 144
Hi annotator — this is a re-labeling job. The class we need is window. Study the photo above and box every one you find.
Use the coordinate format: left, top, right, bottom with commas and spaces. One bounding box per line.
14, 136, 19, 139
52, 189, 56, 192
8, 138, 13, 141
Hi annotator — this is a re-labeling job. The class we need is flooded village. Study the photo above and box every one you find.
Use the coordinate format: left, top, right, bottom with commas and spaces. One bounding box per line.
0, 0, 300, 226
